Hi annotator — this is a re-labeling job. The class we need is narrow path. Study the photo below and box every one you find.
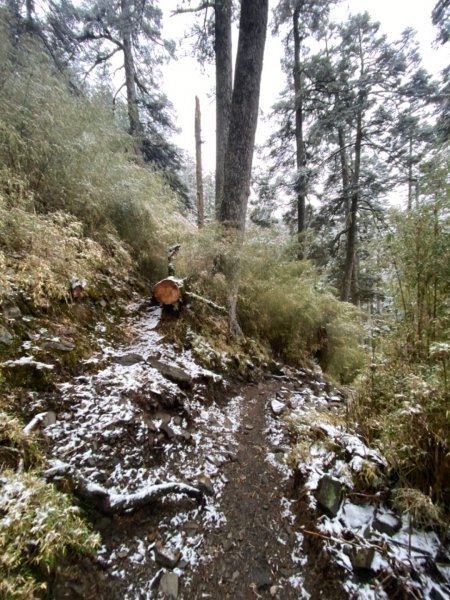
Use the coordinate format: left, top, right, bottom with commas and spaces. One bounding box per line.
187, 381, 306, 599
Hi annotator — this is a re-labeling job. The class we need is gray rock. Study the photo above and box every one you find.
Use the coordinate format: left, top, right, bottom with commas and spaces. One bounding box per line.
270, 399, 286, 416
196, 474, 214, 496
351, 546, 375, 572
42, 338, 75, 352
148, 358, 193, 389
113, 353, 145, 366
154, 542, 181, 569
3, 305, 21, 320
0, 325, 13, 346
373, 511, 401, 536
160, 423, 175, 440
250, 556, 272, 589
42, 411, 57, 427
315, 476, 343, 517
159, 572, 179, 598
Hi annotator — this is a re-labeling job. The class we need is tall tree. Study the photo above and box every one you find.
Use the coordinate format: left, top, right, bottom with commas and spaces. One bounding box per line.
218, 0, 268, 335
195, 95, 205, 228
174, 0, 233, 216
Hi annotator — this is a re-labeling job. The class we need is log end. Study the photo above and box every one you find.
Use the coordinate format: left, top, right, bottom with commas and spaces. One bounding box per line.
153, 279, 182, 306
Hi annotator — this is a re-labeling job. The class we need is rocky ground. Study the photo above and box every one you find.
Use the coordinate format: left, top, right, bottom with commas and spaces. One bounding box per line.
10, 300, 450, 600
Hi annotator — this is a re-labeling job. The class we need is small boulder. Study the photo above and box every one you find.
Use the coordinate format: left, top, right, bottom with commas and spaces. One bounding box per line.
315, 476, 343, 518
148, 359, 193, 389
0, 325, 13, 346
351, 546, 375, 572
113, 353, 145, 366
196, 474, 214, 496
159, 572, 179, 598
42, 338, 75, 352
154, 542, 181, 569
3, 305, 21, 320
270, 399, 286, 416
373, 511, 401, 536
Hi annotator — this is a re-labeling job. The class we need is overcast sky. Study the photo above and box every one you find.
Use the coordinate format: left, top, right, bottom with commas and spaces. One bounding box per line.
162, 0, 447, 172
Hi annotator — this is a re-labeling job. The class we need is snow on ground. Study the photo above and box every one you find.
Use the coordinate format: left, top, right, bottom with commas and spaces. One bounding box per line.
265, 370, 450, 599
38, 303, 246, 596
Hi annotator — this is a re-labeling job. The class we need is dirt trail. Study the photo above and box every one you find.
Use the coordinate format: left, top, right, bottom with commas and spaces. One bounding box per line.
187, 381, 308, 599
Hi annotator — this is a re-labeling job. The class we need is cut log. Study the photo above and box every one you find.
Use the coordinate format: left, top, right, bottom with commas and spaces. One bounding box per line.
153, 277, 184, 306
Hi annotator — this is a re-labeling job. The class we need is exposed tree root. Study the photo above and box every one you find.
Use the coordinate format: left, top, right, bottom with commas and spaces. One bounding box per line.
44, 460, 209, 516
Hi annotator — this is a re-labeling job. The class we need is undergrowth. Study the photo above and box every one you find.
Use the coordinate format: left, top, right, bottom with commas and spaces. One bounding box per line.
176, 225, 365, 382
0, 413, 100, 599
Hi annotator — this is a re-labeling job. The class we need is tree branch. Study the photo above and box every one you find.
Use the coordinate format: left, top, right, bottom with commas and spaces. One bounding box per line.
171, 2, 214, 16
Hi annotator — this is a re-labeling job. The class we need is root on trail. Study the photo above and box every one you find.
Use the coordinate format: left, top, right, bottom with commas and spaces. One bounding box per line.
45, 460, 208, 515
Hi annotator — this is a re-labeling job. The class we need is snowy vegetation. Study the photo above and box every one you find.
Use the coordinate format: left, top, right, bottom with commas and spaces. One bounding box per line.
0, 0, 448, 596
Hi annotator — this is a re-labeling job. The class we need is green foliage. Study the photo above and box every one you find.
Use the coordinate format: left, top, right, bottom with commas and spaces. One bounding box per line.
0, 411, 41, 470
0, 25, 186, 282
177, 226, 364, 382
0, 471, 100, 599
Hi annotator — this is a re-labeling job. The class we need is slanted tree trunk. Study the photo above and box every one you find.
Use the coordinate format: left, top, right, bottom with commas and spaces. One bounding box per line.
214, 0, 233, 218
293, 6, 306, 259
218, 0, 268, 335
195, 96, 205, 228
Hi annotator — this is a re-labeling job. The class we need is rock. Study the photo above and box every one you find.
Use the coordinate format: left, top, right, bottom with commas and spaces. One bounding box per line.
270, 585, 278, 597
42, 411, 57, 427
250, 556, 272, 589
155, 411, 172, 426
154, 542, 181, 569
159, 572, 179, 598
351, 546, 375, 572
315, 476, 343, 517
117, 548, 129, 558
270, 399, 286, 416
113, 353, 145, 366
245, 424, 254, 430
196, 474, 214, 496
42, 338, 75, 352
3, 305, 21, 320
160, 423, 175, 440
0, 325, 13, 346
148, 358, 193, 389
373, 511, 401, 536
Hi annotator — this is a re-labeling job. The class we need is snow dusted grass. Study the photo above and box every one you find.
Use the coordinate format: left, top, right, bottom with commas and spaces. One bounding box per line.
0, 471, 100, 599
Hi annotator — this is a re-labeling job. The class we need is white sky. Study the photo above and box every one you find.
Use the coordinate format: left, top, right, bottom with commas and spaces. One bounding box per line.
162, 0, 448, 173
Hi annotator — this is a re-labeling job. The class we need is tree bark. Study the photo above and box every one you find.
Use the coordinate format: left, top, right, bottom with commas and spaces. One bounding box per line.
293, 6, 306, 259
121, 0, 142, 138
195, 96, 205, 228
219, 0, 269, 229
214, 0, 233, 218
341, 109, 363, 303
218, 0, 268, 336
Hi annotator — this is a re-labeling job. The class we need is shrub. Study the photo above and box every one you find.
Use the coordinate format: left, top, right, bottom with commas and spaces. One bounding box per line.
176, 226, 364, 382
0, 471, 100, 599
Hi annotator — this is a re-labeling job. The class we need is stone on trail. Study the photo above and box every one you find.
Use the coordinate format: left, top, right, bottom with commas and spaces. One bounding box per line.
196, 474, 214, 496
154, 542, 181, 569
315, 475, 344, 517
270, 399, 286, 416
148, 358, 194, 389
250, 556, 273, 589
159, 572, 179, 598
113, 353, 145, 366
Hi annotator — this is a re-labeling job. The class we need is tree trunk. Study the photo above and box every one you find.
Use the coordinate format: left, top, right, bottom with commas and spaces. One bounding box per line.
293, 6, 306, 259
341, 110, 363, 303
214, 0, 233, 218
121, 0, 142, 139
218, 0, 268, 336
219, 0, 269, 229
195, 96, 205, 228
